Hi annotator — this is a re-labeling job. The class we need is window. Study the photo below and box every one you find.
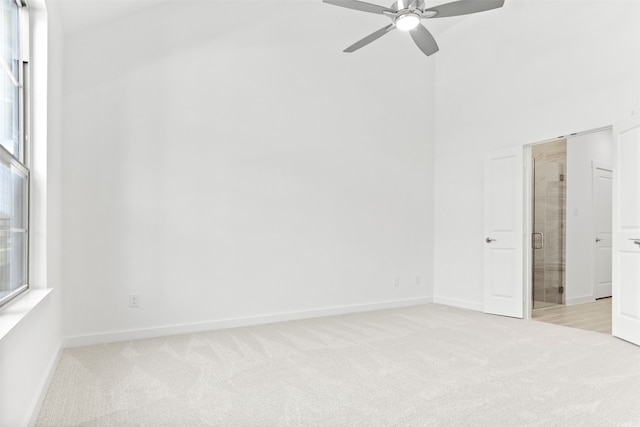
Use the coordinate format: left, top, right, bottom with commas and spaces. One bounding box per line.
0, 0, 29, 306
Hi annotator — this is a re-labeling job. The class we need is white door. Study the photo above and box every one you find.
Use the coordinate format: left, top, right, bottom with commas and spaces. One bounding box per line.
612, 116, 640, 346
593, 166, 612, 299
484, 146, 524, 318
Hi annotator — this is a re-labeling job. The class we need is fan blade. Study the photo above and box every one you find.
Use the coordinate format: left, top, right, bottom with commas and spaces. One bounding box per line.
425, 0, 505, 18
344, 24, 395, 53
323, 0, 395, 15
410, 24, 439, 56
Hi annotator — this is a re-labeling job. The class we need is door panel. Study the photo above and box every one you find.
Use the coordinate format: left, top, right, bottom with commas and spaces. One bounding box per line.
490, 156, 517, 231
490, 249, 516, 298
484, 147, 524, 318
593, 167, 612, 299
612, 116, 640, 346
619, 252, 640, 320
619, 132, 640, 229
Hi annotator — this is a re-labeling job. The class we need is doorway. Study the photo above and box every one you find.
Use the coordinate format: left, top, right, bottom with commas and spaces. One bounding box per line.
485, 120, 640, 345
529, 129, 613, 334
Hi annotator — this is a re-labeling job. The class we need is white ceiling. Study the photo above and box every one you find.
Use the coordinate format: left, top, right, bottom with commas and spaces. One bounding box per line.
50, 0, 467, 36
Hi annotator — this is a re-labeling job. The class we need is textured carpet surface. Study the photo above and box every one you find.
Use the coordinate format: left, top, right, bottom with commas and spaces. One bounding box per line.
36, 304, 640, 426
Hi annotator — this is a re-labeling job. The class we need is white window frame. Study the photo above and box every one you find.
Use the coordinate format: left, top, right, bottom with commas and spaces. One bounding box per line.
0, 0, 30, 307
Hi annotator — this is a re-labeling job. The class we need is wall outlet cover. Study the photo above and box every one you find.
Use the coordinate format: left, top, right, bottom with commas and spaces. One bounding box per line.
129, 294, 140, 308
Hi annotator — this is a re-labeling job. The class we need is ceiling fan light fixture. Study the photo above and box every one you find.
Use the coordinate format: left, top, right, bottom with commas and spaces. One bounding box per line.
323, 0, 506, 57
395, 13, 420, 31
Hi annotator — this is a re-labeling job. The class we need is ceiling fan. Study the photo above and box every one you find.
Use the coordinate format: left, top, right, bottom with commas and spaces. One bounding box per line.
323, 0, 505, 56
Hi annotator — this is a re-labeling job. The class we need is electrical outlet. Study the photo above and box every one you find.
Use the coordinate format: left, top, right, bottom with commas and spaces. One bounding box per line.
129, 294, 140, 308
394, 276, 400, 287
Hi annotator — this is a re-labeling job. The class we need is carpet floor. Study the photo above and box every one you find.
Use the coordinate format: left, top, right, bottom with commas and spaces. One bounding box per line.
36, 304, 640, 426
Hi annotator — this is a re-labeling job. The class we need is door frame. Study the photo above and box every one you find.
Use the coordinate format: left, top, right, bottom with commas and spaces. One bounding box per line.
522, 126, 612, 320
523, 143, 533, 320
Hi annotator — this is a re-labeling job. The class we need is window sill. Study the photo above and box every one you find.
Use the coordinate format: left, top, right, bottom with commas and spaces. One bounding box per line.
0, 288, 53, 341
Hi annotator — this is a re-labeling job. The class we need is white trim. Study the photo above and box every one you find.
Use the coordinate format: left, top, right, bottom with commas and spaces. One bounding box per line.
26, 343, 63, 427
565, 296, 596, 306
64, 297, 434, 348
528, 125, 613, 148
0, 288, 53, 341
433, 296, 483, 312
523, 144, 533, 320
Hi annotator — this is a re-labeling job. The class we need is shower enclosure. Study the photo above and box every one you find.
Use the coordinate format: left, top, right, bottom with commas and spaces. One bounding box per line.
532, 139, 567, 309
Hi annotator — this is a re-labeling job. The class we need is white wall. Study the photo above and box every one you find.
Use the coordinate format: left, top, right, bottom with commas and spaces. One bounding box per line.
565, 130, 612, 305
0, 293, 61, 426
0, 1, 64, 425
433, 0, 640, 309
60, 1, 436, 341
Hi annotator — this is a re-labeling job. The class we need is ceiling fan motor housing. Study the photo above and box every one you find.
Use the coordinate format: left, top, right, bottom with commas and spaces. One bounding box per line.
390, 0, 439, 25
392, 0, 426, 11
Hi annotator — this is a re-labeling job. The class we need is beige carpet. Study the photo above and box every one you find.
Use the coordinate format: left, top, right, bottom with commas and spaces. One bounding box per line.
37, 304, 640, 426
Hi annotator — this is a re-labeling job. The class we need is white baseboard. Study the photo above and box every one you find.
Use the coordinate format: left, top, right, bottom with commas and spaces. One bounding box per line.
27, 341, 63, 427
64, 296, 434, 348
433, 296, 483, 312
566, 296, 596, 306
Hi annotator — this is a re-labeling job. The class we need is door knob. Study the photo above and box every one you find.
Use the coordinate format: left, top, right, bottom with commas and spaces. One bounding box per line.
630, 238, 640, 247
595, 238, 602, 242
485, 237, 496, 243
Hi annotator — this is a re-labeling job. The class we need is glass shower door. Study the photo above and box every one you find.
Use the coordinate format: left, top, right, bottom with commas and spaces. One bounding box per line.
532, 140, 566, 309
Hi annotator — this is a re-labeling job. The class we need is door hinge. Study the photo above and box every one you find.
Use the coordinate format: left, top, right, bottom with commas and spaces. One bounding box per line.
559, 286, 564, 294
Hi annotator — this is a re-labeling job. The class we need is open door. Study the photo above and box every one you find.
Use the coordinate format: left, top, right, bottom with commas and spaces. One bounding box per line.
484, 146, 524, 318
612, 116, 640, 346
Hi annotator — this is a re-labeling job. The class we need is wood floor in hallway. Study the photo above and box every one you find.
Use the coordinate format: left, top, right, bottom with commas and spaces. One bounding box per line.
532, 298, 612, 334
